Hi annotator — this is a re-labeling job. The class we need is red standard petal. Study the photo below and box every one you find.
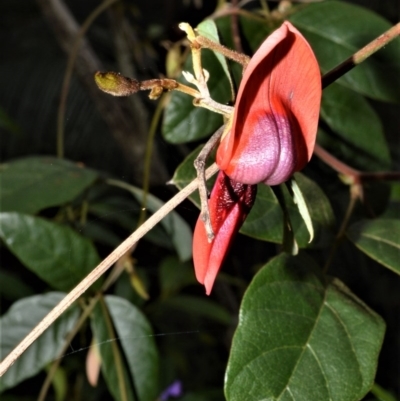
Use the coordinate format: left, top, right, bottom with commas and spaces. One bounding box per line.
217, 21, 321, 185
193, 171, 256, 295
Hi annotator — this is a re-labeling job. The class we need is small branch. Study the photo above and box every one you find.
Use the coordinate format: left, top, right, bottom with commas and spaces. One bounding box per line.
323, 183, 362, 273
322, 22, 400, 89
314, 144, 400, 184
0, 163, 219, 377
231, 0, 243, 54
195, 35, 250, 67
194, 126, 225, 241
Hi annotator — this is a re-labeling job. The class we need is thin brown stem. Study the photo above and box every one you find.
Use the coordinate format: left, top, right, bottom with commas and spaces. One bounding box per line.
322, 22, 400, 89
323, 184, 362, 273
231, 0, 243, 53
196, 35, 250, 66
0, 163, 219, 377
314, 144, 400, 184
194, 125, 226, 240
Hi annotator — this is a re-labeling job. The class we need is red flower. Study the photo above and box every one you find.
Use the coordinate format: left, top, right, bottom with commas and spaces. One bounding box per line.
217, 21, 321, 185
193, 171, 256, 295
193, 21, 321, 294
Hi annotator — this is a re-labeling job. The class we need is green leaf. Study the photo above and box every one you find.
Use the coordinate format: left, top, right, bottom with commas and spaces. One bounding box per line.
289, 1, 400, 102
106, 180, 193, 262
162, 49, 231, 143
225, 253, 386, 401
0, 157, 98, 214
320, 83, 391, 170
170, 145, 216, 207
88, 196, 174, 250
105, 296, 159, 401
290, 173, 335, 248
0, 293, 79, 392
0, 270, 35, 301
240, 184, 283, 243
159, 295, 232, 325
347, 219, 400, 275
239, 15, 273, 53
242, 174, 335, 248
91, 299, 135, 401
197, 19, 234, 100
159, 256, 197, 297
289, 177, 314, 243
0, 212, 101, 291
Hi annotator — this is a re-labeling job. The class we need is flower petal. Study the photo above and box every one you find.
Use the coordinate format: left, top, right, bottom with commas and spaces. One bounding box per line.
193, 171, 256, 294
217, 21, 321, 185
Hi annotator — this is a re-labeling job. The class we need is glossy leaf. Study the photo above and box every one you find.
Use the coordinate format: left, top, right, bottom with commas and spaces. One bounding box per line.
289, 1, 400, 102
105, 296, 159, 401
347, 219, 400, 275
107, 180, 193, 261
225, 253, 385, 401
0, 293, 79, 392
0, 157, 98, 214
162, 49, 231, 143
91, 299, 135, 401
0, 212, 101, 292
320, 83, 390, 170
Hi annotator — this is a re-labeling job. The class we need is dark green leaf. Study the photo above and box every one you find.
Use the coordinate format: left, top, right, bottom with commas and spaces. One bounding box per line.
159, 256, 197, 297
106, 180, 192, 262
162, 49, 231, 143
290, 1, 400, 102
240, 184, 283, 243
91, 299, 135, 401
155, 295, 232, 325
0, 157, 98, 214
0, 270, 35, 301
0, 293, 79, 392
242, 174, 335, 248
0, 212, 101, 291
320, 83, 390, 170
225, 253, 385, 401
347, 219, 400, 275
239, 15, 273, 53
105, 296, 160, 401
290, 173, 336, 248
88, 196, 174, 250
170, 145, 216, 207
